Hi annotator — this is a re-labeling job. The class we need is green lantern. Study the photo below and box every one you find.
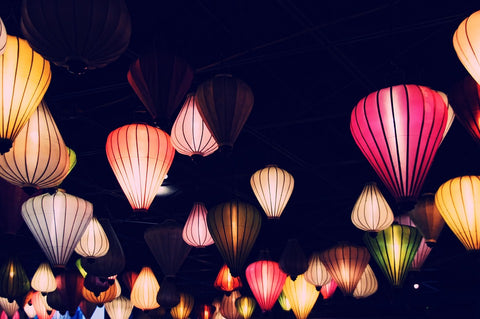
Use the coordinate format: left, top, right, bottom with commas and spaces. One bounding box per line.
364, 224, 422, 287
0, 257, 30, 302
67, 147, 77, 175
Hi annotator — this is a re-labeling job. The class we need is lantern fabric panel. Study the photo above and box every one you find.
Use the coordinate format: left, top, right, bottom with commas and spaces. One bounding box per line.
156, 277, 180, 309
121, 271, 138, 294
250, 165, 294, 219
0, 257, 30, 302
170, 293, 194, 319
106, 124, 175, 212
0, 18, 6, 55
320, 279, 337, 300
31, 262, 56, 294
182, 202, 214, 248
82, 282, 117, 305
75, 216, 110, 259
105, 296, 133, 319
453, 10, 480, 85
277, 291, 291, 311
304, 252, 331, 290
350, 84, 447, 202
235, 296, 255, 319
409, 193, 445, 246
0, 297, 18, 318
220, 291, 241, 319
436, 91, 455, 142
130, 267, 160, 311
47, 269, 84, 315
214, 265, 242, 293
282, 274, 319, 319
353, 265, 378, 299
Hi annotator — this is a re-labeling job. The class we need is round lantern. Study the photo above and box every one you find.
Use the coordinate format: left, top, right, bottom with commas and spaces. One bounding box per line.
21, 0, 131, 74
105, 296, 133, 319
75, 217, 110, 259
170, 293, 194, 319
106, 123, 175, 212
453, 11, 480, 85
319, 243, 370, 296
282, 274, 319, 319
235, 296, 255, 319
196, 74, 254, 151
409, 193, 445, 246
207, 201, 262, 277
220, 291, 241, 319
0, 18, 6, 55
31, 291, 55, 319
364, 224, 422, 287
435, 176, 480, 250
0, 257, 30, 302
171, 94, 218, 158
0, 35, 51, 154
320, 279, 337, 300
130, 267, 160, 311
250, 165, 294, 219
31, 263, 56, 295
245, 260, 286, 312
304, 252, 331, 290
82, 281, 117, 305
351, 182, 394, 232
350, 84, 447, 203
279, 239, 308, 281
277, 291, 291, 311
353, 265, 378, 299
182, 202, 214, 248
21, 190, 93, 267
214, 265, 242, 294
0, 297, 18, 318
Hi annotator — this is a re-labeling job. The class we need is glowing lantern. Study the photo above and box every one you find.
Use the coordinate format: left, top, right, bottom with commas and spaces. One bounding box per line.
31, 263, 56, 294
75, 217, 110, 259
130, 267, 160, 311
23, 300, 36, 319
453, 11, 480, 85
351, 182, 394, 232
409, 193, 445, 246
31, 291, 55, 319
364, 224, 422, 287
66, 148, 77, 175
353, 265, 378, 299
435, 176, 480, 250
196, 74, 254, 151
282, 274, 319, 319
83, 275, 115, 296
207, 201, 262, 277
436, 91, 455, 142
182, 202, 215, 248
0, 179, 27, 235
170, 293, 194, 319
214, 265, 242, 293
21, 190, 93, 267
0, 257, 30, 302
279, 239, 308, 281
212, 299, 225, 319
0, 298, 18, 318
235, 296, 255, 319
198, 304, 214, 319
320, 279, 337, 300
0, 18, 6, 55
304, 252, 331, 290
220, 291, 241, 319
350, 84, 447, 203
82, 281, 117, 305
250, 165, 294, 219
171, 94, 218, 158
105, 296, 133, 319
106, 123, 175, 212
121, 271, 138, 294
277, 291, 291, 311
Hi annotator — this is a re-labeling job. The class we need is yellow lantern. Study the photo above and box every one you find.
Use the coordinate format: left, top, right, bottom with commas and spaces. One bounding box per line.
31, 262, 56, 294
66, 147, 77, 175
304, 252, 331, 290
75, 216, 110, 259
170, 293, 194, 319
105, 296, 134, 319
130, 267, 160, 311
235, 296, 255, 319
409, 193, 445, 246
454, 11, 480, 85
353, 265, 378, 299
282, 274, 319, 319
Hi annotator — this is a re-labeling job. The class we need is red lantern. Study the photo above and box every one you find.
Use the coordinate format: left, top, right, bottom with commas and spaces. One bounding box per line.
198, 304, 214, 319
214, 265, 242, 293
121, 271, 138, 294
320, 279, 337, 300
350, 85, 447, 203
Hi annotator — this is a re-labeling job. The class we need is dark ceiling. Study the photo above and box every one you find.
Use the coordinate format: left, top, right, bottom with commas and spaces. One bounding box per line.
1, 0, 480, 318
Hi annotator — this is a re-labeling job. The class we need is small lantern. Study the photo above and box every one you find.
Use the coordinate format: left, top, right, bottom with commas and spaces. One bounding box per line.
0, 257, 30, 302
409, 193, 445, 247
320, 279, 337, 300
31, 263, 56, 295
277, 291, 291, 311
353, 265, 378, 299
105, 296, 133, 319
75, 217, 110, 259
182, 202, 214, 248
170, 293, 194, 319
235, 296, 255, 319
130, 267, 160, 311
282, 274, 319, 319
453, 10, 480, 85
304, 252, 331, 290
214, 265, 242, 293
198, 304, 214, 319
220, 291, 241, 319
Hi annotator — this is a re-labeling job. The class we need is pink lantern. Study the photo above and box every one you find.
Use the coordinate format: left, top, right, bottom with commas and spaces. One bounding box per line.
182, 203, 214, 248
320, 279, 337, 300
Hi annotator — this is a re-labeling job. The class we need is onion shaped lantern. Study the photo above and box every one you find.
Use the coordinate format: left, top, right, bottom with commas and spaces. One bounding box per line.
235, 296, 255, 319
435, 176, 480, 250
279, 239, 308, 281
170, 293, 194, 319
409, 193, 445, 247
395, 215, 432, 271
364, 224, 422, 287
182, 202, 214, 248
208, 201, 262, 277
282, 274, 319, 319
31, 291, 55, 319
0, 18, 6, 55
0, 179, 28, 236
106, 124, 175, 212
320, 279, 337, 300
353, 265, 378, 299
245, 260, 286, 312
105, 296, 133, 319
250, 165, 294, 219
220, 291, 241, 319
319, 243, 370, 296
130, 267, 160, 311
196, 74, 254, 152
0, 257, 30, 302
0, 297, 18, 318
350, 85, 447, 203
0, 35, 51, 154
31, 263, 56, 295
277, 291, 291, 311
82, 281, 117, 305
21, 190, 93, 267
21, 0, 131, 74
351, 182, 394, 232
75, 217, 110, 259
304, 252, 331, 290
214, 265, 242, 294
171, 94, 218, 158
453, 11, 480, 85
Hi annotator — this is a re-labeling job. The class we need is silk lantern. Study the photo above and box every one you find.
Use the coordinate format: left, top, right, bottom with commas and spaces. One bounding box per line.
453, 10, 480, 85
436, 91, 455, 142
350, 84, 447, 203
105, 296, 133, 319
130, 267, 159, 311
171, 94, 218, 158
83, 274, 110, 296
351, 182, 394, 232
0, 35, 51, 154
214, 265, 242, 293
106, 123, 175, 212
220, 291, 241, 319
23, 292, 36, 319
212, 299, 225, 319
235, 296, 255, 319
196, 74, 254, 151
250, 165, 294, 219
435, 176, 480, 250
320, 279, 337, 300
0, 298, 18, 318
21, 190, 93, 267
319, 243, 370, 296
31, 291, 55, 319
121, 271, 138, 294
282, 274, 319, 319
182, 202, 214, 248
304, 252, 331, 290
409, 193, 445, 246
207, 201, 262, 277
277, 291, 291, 311
31, 263, 56, 295
279, 239, 308, 281
353, 265, 378, 299
0, 257, 30, 302
198, 304, 214, 319
75, 217, 110, 259
170, 293, 194, 319
0, 18, 6, 55
82, 281, 117, 305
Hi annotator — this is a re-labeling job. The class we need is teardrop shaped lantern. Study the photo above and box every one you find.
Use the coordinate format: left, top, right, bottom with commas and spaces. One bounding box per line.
250, 165, 294, 219
277, 291, 291, 311
435, 176, 480, 250
436, 91, 455, 142
82, 281, 117, 305
171, 94, 218, 158
0, 297, 18, 318
105, 296, 133, 319
0, 179, 28, 235
220, 291, 241, 319
31, 263, 56, 295
364, 224, 422, 287
235, 296, 255, 319
0, 257, 30, 302
0, 100, 70, 191
75, 217, 110, 259
350, 85, 447, 203
351, 182, 394, 232
47, 269, 84, 315
21, 190, 93, 267
214, 265, 242, 294
130, 267, 160, 311
0, 18, 6, 56
282, 274, 319, 319
0, 35, 51, 154
31, 291, 55, 319
353, 265, 378, 299
196, 74, 254, 151
106, 124, 175, 212
320, 279, 337, 300
182, 202, 214, 248
279, 239, 308, 281
21, 0, 131, 74
127, 51, 193, 123
453, 10, 480, 85
409, 193, 445, 247
304, 252, 331, 290
170, 293, 194, 319
319, 243, 370, 296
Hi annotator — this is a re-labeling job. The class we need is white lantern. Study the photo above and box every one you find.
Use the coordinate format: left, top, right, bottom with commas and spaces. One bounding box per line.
182, 202, 214, 248
75, 216, 110, 258
31, 262, 56, 294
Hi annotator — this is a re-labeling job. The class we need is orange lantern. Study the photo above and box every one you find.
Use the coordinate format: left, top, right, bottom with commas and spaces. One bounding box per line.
82, 280, 117, 305
182, 202, 214, 248
214, 265, 242, 293
409, 193, 445, 247
106, 124, 175, 212
130, 267, 160, 311
0, 18, 6, 56
282, 274, 319, 319
454, 11, 480, 85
